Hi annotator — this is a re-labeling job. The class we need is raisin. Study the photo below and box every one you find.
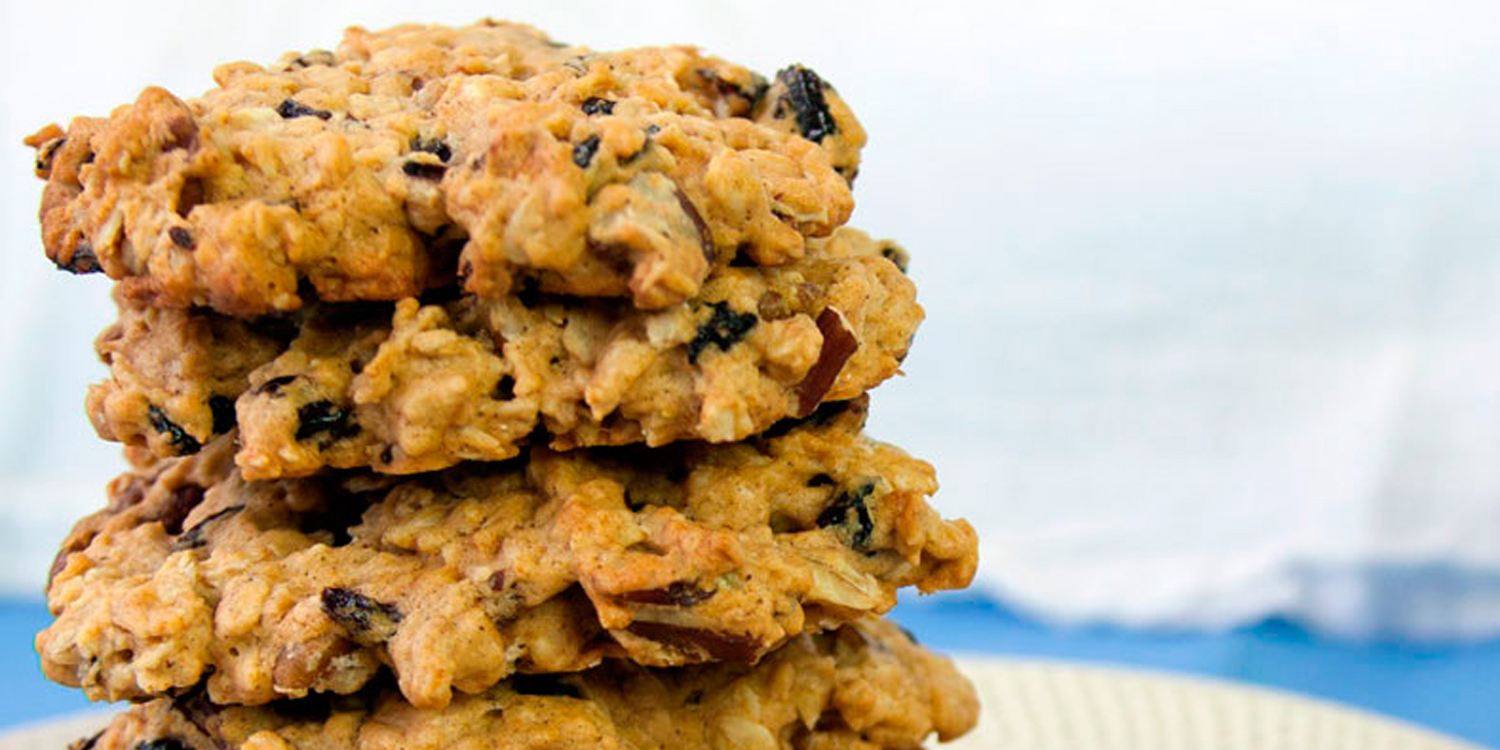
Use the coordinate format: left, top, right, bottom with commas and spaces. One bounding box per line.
816, 482, 876, 552
168, 226, 196, 249
275, 99, 333, 120
509, 673, 583, 698
153, 485, 206, 535
208, 395, 236, 434
401, 160, 446, 179
581, 97, 615, 115
619, 581, 717, 607
295, 400, 359, 441
254, 374, 298, 395
492, 374, 516, 400
806, 473, 835, 487
774, 65, 837, 143
171, 505, 244, 551
626, 621, 761, 661
321, 587, 402, 644
572, 134, 601, 168
409, 135, 452, 162
147, 405, 202, 455
686, 302, 757, 364
57, 241, 101, 274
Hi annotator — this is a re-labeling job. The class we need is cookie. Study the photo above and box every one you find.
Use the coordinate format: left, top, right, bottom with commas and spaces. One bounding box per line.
86, 228, 918, 479
26, 20, 867, 317
70, 618, 977, 750
41, 401, 977, 708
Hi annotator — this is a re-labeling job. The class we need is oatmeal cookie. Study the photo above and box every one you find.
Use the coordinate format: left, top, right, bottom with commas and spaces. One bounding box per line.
86, 228, 917, 478
73, 618, 977, 750
26, 20, 866, 316
40, 403, 977, 708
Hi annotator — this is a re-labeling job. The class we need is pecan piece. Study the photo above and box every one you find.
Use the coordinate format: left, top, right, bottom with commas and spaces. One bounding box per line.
794, 307, 859, 417
618, 581, 717, 607
626, 621, 760, 661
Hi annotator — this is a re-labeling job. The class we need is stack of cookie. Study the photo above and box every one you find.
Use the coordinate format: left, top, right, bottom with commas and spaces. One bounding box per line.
27, 21, 981, 750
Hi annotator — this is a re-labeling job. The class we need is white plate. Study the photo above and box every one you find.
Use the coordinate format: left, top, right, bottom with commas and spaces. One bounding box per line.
0, 658, 1481, 750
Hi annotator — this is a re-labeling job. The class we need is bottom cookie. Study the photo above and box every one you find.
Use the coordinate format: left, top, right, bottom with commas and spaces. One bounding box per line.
71, 618, 977, 750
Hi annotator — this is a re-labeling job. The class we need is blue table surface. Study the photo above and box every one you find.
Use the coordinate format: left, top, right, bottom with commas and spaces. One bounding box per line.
4, 593, 1498, 748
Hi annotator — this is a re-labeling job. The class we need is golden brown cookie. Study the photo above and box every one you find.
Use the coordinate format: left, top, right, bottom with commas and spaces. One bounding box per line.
41, 402, 976, 708
27, 21, 866, 317
71, 618, 977, 750
86, 228, 918, 479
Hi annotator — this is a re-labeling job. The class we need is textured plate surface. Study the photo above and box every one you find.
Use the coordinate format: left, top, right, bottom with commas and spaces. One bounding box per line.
948, 659, 1483, 750
0, 658, 1482, 750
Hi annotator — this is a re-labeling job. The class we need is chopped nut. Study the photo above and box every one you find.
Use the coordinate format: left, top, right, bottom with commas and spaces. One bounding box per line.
794, 307, 858, 416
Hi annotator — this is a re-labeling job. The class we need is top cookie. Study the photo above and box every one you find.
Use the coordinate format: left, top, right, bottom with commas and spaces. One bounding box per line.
26, 21, 867, 316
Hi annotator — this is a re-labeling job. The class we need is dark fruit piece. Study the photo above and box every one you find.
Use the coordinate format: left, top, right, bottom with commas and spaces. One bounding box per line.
572, 134, 601, 167
275, 99, 333, 120
775, 65, 837, 143
618, 581, 717, 607
147, 405, 202, 455
687, 301, 757, 364
816, 481, 876, 552
581, 97, 615, 116
295, 401, 359, 441
321, 588, 402, 645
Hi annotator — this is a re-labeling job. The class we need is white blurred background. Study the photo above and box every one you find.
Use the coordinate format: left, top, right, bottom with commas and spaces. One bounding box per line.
3, 0, 1499, 640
